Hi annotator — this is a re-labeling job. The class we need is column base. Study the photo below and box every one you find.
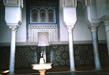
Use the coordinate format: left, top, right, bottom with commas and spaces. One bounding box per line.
8, 72, 15, 75
95, 68, 102, 71
70, 69, 76, 71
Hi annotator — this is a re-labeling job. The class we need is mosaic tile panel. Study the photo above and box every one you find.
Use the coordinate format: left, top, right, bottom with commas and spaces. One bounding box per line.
49, 45, 70, 66
0, 46, 10, 70
98, 44, 108, 65
29, 25, 57, 29
74, 44, 94, 65
15, 46, 38, 69
0, 43, 108, 70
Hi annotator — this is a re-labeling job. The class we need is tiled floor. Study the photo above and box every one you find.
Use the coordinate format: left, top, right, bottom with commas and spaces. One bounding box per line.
1, 70, 109, 75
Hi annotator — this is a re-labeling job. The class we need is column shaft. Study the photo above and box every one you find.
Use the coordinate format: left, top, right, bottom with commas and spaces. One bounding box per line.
9, 30, 16, 74
68, 30, 75, 71
91, 31, 101, 70
105, 25, 109, 55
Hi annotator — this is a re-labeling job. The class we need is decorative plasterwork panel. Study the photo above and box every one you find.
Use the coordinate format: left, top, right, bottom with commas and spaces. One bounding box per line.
28, 25, 58, 42
27, 0, 59, 41
29, 25, 57, 29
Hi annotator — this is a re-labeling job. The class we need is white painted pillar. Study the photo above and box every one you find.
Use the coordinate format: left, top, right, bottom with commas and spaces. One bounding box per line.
3, 0, 23, 74
67, 25, 75, 71
101, 16, 109, 55
104, 21, 109, 55
60, 0, 77, 71
89, 23, 101, 70
9, 26, 17, 75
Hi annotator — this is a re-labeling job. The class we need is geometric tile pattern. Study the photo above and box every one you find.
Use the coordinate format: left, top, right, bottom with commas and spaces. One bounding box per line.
74, 44, 95, 65
49, 45, 69, 66
0, 43, 108, 70
98, 43, 108, 65
29, 25, 57, 29
0, 46, 10, 70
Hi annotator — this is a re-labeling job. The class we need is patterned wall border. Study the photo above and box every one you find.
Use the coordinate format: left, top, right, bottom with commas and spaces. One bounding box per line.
29, 25, 57, 29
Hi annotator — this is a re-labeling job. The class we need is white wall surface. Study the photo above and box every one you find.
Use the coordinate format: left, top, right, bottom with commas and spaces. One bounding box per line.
0, 0, 11, 42
59, 7, 69, 41
16, 0, 26, 42
73, 1, 91, 41
96, 0, 105, 18
0, 0, 106, 43
5, 7, 22, 24
98, 23, 106, 40
0, 0, 26, 43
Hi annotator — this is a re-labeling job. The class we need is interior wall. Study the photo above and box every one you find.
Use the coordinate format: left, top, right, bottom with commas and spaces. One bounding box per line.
59, 6, 69, 41
0, 0, 11, 42
98, 23, 106, 41
0, 44, 108, 70
16, 0, 26, 42
0, 0, 27, 43
0, 0, 106, 43
73, 1, 92, 41
97, 0, 105, 18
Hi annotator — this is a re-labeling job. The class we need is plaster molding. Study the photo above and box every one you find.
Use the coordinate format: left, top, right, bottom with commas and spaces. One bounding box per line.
88, 23, 99, 32
101, 16, 109, 26
9, 25, 19, 31
66, 25, 75, 32
85, 0, 91, 6
61, 0, 77, 7
7, 21, 22, 26
85, 20, 91, 26
3, 0, 23, 8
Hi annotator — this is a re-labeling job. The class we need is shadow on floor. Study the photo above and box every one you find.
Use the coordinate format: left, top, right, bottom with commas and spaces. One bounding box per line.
1, 70, 109, 75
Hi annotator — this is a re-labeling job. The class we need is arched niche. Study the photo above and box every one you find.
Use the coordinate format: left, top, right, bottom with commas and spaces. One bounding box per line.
38, 32, 49, 46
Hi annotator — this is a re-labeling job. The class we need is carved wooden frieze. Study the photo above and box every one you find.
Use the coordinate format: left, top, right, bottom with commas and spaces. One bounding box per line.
101, 16, 109, 22
3, 0, 23, 7
61, 0, 77, 7
101, 16, 109, 26
85, 0, 91, 6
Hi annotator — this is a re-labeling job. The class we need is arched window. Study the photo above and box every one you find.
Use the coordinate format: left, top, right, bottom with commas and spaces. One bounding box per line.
40, 9, 46, 22
30, 6, 56, 24
48, 9, 54, 22
31, 9, 38, 22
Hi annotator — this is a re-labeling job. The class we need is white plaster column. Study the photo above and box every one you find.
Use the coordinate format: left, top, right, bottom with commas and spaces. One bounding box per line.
101, 16, 109, 55
89, 23, 101, 70
67, 25, 75, 71
9, 26, 18, 75
61, 0, 77, 71
104, 22, 109, 55
3, 0, 23, 74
